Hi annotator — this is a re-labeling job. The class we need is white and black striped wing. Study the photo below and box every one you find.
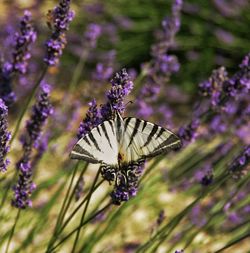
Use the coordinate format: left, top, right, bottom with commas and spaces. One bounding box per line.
70, 120, 119, 165
121, 117, 181, 162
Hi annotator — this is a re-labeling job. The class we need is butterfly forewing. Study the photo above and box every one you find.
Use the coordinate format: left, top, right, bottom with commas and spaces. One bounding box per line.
70, 120, 119, 165
121, 117, 181, 163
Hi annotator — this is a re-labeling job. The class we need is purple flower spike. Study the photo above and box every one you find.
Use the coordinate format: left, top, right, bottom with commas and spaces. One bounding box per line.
101, 68, 134, 119
0, 62, 17, 106
44, 0, 74, 66
229, 145, 250, 179
12, 162, 36, 209
13, 84, 52, 208
0, 99, 11, 172
24, 83, 53, 151
77, 99, 101, 139
109, 160, 145, 205
84, 23, 102, 48
12, 10, 37, 74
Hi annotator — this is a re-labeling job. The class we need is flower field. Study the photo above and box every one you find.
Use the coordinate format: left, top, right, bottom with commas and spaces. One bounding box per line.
0, 0, 249, 252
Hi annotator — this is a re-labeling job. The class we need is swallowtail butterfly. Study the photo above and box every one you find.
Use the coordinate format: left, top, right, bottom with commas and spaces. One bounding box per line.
70, 111, 181, 166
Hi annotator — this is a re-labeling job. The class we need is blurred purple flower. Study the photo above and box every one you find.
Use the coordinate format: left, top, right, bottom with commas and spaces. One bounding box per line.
156, 210, 165, 226
83, 23, 102, 48
214, 29, 235, 45
75, 176, 84, 201
0, 99, 11, 172
92, 50, 116, 82
12, 10, 37, 74
44, 0, 75, 66
178, 119, 200, 144
199, 66, 228, 108
77, 99, 101, 139
175, 250, 184, 253
0, 62, 16, 106
12, 162, 36, 209
101, 68, 134, 119
229, 145, 250, 178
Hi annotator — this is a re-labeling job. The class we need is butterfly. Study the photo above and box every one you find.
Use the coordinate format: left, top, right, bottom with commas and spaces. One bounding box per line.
70, 111, 181, 167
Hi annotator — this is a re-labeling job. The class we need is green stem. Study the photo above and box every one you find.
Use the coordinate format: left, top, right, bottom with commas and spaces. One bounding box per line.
214, 231, 250, 253
46, 162, 81, 251
5, 209, 21, 253
69, 49, 88, 93
58, 162, 88, 227
71, 168, 101, 252
49, 203, 111, 253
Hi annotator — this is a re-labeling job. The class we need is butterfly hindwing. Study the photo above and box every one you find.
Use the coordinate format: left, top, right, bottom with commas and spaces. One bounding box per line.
121, 117, 181, 163
70, 120, 119, 165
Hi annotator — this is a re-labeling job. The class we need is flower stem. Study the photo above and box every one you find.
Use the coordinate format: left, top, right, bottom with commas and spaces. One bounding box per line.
71, 168, 101, 252
49, 203, 111, 252
69, 49, 88, 93
5, 209, 21, 253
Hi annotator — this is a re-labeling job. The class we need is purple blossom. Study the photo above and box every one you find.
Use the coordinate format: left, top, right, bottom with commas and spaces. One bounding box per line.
178, 119, 200, 144
92, 50, 116, 82
12, 10, 37, 74
101, 68, 134, 119
44, 0, 74, 66
199, 66, 228, 108
229, 145, 250, 178
108, 160, 145, 205
174, 250, 184, 253
0, 99, 11, 172
75, 176, 84, 201
223, 53, 250, 97
23, 83, 53, 151
0, 62, 16, 106
83, 23, 102, 48
12, 162, 36, 209
13, 84, 52, 208
77, 99, 101, 139
156, 210, 165, 226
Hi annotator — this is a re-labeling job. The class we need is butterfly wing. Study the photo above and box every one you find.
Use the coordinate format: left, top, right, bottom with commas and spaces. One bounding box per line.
70, 120, 119, 165
120, 117, 181, 163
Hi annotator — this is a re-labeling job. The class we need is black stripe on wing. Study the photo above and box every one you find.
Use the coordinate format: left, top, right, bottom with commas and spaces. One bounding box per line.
143, 124, 159, 147
128, 118, 141, 147
70, 144, 100, 163
101, 122, 113, 148
88, 132, 101, 151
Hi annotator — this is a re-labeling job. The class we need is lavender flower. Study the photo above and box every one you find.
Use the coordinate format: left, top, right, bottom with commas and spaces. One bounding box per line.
223, 53, 250, 98
229, 145, 250, 179
77, 99, 101, 139
108, 160, 145, 205
199, 66, 228, 108
83, 23, 102, 48
92, 50, 116, 83
156, 210, 165, 226
12, 10, 37, 74
44, 0, 74, 66
75, 176, 84, 201
0, 11, 36, 106
174, 250, 184, 253
0, 62, 16, 106
178, 119, 200, 144
0, 99, 11, 172
101, 68, 134, 119
12, 162, 36, 209
22, 83, 53, 153
13, 83, 52, 209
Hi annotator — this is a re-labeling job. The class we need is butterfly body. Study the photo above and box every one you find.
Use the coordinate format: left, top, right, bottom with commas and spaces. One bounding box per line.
70, 111, 181, 167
